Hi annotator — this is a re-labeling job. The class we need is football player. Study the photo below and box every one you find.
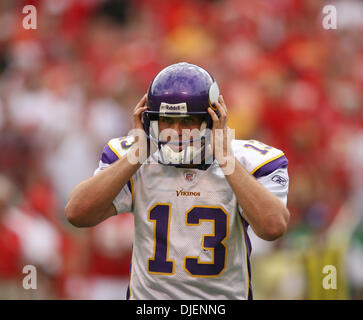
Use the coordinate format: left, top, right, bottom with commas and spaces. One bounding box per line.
65, 62, 290, 299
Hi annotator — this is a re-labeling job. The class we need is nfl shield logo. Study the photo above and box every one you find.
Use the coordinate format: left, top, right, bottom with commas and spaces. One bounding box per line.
184, 171, 196, 182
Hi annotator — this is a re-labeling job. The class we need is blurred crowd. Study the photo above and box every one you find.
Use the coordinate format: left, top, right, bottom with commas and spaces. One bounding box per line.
0, 0, 362, 299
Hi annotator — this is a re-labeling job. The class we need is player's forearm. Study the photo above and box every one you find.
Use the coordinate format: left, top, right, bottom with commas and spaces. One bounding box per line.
65, 155, 141, 227
222, 157, 290, 241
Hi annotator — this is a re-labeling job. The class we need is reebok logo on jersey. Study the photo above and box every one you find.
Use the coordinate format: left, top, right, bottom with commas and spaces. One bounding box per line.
271, 174, 287, 186
176, 189, 200, 197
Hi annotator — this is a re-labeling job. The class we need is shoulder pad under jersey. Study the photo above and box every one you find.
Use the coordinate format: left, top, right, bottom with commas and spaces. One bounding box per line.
100, 136, 135, 165
232, 139, 288, 178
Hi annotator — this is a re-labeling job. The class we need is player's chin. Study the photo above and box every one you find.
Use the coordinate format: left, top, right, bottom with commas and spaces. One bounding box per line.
172, 144, 184, 152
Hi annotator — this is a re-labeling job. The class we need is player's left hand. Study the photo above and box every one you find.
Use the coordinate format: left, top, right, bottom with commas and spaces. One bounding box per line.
207, 95, 234, 167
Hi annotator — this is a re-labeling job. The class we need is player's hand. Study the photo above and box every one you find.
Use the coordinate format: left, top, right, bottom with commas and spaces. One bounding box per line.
128, 94, 149, 164
207, 95, 234, 169
133, 94, 148, 131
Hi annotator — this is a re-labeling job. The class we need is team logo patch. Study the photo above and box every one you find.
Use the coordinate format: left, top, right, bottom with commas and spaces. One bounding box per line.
184, 171, 196, 182
271, 175, 287, 186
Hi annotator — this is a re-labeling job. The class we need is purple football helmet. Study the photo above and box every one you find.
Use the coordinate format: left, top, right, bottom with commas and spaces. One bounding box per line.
143, 62, 220, 166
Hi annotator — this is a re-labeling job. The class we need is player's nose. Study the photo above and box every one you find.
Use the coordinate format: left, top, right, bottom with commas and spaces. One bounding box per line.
169, 121, 182, 134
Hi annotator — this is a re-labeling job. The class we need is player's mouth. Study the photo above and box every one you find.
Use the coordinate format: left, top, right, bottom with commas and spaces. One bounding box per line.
167, 142, 184, 152
164, 136, 185, 152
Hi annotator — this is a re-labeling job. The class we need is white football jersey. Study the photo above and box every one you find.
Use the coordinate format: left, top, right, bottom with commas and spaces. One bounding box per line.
94, 137, 289, 300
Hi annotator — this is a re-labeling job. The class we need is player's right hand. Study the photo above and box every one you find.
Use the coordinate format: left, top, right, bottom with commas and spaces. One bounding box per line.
129, 94, 149, 164
133, 94, 148, 131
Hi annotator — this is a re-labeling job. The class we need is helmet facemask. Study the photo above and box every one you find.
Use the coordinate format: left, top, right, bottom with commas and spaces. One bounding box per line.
147, 114, 213, 166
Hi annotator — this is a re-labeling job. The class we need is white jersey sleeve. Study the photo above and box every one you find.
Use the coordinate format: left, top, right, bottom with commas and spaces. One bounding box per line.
256, 168, 289, 205
94, 136, 135, 214
232, 139, 289, 215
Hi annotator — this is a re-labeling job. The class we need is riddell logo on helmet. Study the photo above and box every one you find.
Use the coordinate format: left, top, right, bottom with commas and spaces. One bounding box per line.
166, 105, 180, 110
160, 102, 187, 113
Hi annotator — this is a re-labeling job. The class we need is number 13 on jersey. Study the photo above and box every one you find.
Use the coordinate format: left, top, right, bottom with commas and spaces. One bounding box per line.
147, 204, 229, 277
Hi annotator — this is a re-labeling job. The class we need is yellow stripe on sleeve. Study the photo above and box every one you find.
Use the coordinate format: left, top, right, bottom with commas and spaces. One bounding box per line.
107, 141, 122, 159
249, 153, 285, 175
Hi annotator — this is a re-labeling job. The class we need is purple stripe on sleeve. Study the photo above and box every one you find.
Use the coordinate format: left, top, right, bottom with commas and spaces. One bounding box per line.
126, 244, 133, 300
241, 217, 253, 300
101, 144, 120, 164
126, 180, 132, 194
253, 155, 288, 178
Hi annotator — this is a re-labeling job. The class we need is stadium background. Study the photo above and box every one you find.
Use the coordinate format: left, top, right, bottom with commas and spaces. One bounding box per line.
0, 0, 362, 299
